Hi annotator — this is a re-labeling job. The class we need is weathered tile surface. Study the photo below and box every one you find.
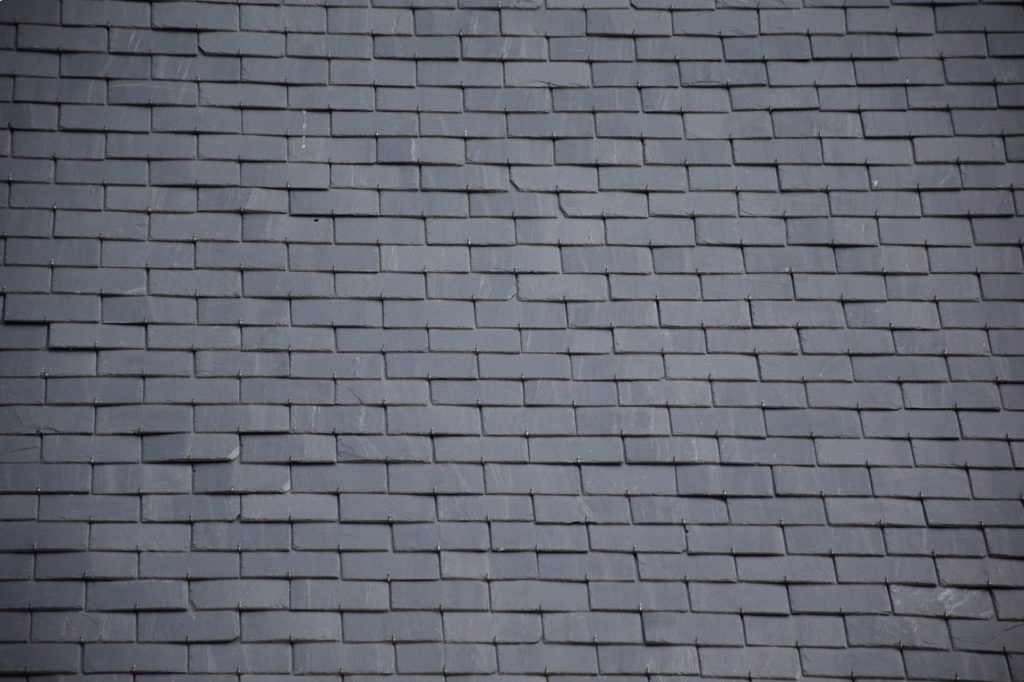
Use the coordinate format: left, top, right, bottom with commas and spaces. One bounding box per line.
0, 0, 1023, 677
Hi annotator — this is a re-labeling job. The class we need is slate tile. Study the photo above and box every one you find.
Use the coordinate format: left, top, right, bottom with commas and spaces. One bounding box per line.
836, 556, 938, 585
497, 643, 598, 674
801, 647, 906, 679
139, 611, 239, 643
140, 552, 238, 580
785, 526, 886, 557
701, 646, 801, 678
0, 519, 89, 552
790, 584, 892, 615
737, 555, 836, 584
688, 525, 785, 555
744, 615, 843, 648
846, 614, 949, 649
903, 651, 1010, 682
88, 580, 187, 612
293, 642, 395, 674
643, 612, 743, 645
189, 642, 291, 673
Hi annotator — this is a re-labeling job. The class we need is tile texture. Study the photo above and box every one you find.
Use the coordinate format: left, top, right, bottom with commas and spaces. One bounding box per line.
0, 0, 1023, 677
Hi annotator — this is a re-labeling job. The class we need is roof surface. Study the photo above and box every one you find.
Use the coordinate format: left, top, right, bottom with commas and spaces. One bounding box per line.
0, 0, 1023, 678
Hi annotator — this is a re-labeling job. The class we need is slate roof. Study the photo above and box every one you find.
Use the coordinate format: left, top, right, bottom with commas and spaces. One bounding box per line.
0, 0, 1023, 678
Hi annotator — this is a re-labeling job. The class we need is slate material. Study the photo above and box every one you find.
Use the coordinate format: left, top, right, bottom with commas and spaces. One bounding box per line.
0, 0, 1023, 678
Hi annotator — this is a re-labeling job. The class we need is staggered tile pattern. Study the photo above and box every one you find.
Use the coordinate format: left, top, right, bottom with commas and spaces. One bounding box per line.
1, 0, 1023, 677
